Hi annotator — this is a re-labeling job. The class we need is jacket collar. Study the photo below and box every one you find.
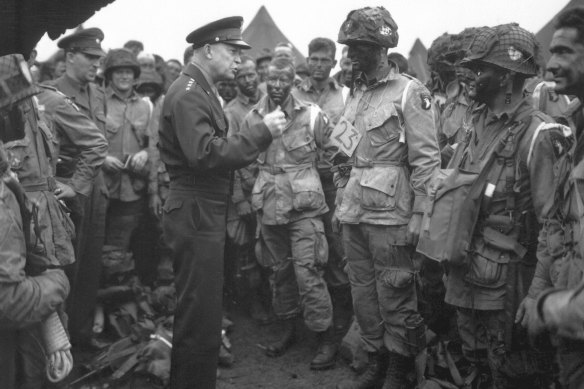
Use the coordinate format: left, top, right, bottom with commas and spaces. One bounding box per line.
298, 77, 341, 93
253, 93, 308, 118
183, 62, 218, 97
106, 86, 138, 101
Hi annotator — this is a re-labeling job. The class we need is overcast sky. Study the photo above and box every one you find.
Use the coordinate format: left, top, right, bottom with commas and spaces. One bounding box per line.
35, 0, 569, 67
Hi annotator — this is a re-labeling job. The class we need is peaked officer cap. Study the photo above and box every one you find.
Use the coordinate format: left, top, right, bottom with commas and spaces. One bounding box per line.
57, 28, 106, 57
186, 16, 251, 49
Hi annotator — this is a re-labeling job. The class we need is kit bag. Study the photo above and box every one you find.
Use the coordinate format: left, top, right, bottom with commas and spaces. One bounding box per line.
417, 113, 533, 264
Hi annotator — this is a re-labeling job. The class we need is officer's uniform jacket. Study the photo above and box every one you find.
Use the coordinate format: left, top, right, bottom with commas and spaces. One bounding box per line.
336, 67, 440, 226
245, 94, 336, 225
36, 86, 107, 197
445, 98, 569, 310
3, 99, 75, 268
104, 87, 152, 201
45, 74, 107, 134
158, 63, 272, 195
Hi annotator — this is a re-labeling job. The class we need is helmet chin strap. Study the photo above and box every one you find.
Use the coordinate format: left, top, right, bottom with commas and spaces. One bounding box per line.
505, 71, 515, 104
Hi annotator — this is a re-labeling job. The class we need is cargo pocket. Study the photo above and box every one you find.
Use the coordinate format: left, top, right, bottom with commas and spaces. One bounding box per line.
365, 103, 402, 147
290, 171, 324, 212
381, 267, 415, 288
311, 219, 329, 267
360, 166, 397, 211
282, 124, 315, 155
464, 237, 509, 288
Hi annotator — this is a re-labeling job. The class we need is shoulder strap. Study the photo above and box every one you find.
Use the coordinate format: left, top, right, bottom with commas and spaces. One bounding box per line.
341, 86, 350, 105
309, 104, 320, 134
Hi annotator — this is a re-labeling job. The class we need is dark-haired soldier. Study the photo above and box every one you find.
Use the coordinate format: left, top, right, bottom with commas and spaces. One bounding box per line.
244, 57, 337, 369
523, 6, 584, 388
295, 36, 352, 366
158, 16, 283, 389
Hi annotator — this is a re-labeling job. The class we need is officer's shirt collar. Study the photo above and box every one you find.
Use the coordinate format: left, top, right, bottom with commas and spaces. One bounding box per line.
63, 73, 89, 94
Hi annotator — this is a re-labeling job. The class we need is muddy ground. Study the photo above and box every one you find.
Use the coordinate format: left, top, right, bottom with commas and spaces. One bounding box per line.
216, 308, 355, 389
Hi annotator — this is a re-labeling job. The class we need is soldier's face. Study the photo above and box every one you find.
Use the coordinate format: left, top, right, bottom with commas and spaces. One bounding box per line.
267, 66, 294, 106
68, 51, 102, 84
257, 59, 271, 83
547, 27, 584, 96
111, 68, 135, 93
166, 61, 182, 83
235, 60, 259, 98
347, 43, 380, 77
466, 62, 503, 103
216, 80, 238, 103
308, 49, 336, 82
210, 43, 242, 81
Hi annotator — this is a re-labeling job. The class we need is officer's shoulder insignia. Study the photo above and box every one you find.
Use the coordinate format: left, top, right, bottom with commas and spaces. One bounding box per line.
186, 78, 195, 91
420, 93, 432, 110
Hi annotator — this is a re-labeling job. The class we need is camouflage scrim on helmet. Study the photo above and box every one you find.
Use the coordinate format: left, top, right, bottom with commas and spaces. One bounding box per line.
103, 48, 141, 79
461, 23, 540, 76
427, 33, 455, 71
338, 6, 399, 48
0, 54, 40, 111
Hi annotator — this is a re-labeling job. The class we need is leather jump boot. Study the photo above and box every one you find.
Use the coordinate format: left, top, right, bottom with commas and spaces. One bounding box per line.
381, 352, 413, 389
336, 351, 389, 389
265, 319, 296, 357
310, 326, 338, 370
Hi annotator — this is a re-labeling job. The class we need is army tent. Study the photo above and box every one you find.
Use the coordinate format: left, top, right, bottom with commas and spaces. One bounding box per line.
242, 6, 306, 65
408, 38, 430, 84
536, 0, 584, 64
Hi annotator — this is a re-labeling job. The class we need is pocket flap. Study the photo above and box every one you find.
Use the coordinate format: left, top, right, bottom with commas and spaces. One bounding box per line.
366, 103, 399, 131
360, 167, 398, 196
282, 125, 313, 151
289, 170, 322, 193
162, 198, 183, 213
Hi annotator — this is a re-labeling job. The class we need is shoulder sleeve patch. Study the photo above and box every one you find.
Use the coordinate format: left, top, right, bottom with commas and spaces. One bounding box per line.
420, 93, 432, 110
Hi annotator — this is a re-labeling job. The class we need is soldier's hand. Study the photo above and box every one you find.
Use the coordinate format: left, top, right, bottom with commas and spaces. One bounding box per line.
130, 150, 149, 171
515, 296, 535, 328
54, 181, 76, 200
406, 213, 423, 246
149, 193, 163, 219
331, 214, 341, 234
263, 106, 286, 136
235, 200, 253, 219
103, 155, 124, 172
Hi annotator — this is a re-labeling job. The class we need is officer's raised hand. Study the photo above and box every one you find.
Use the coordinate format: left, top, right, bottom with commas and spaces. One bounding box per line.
262, 106, 286, 136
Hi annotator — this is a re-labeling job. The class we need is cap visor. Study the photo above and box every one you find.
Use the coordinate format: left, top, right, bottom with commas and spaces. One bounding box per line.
81, 47, 106, 57
225, 40, 251, 50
